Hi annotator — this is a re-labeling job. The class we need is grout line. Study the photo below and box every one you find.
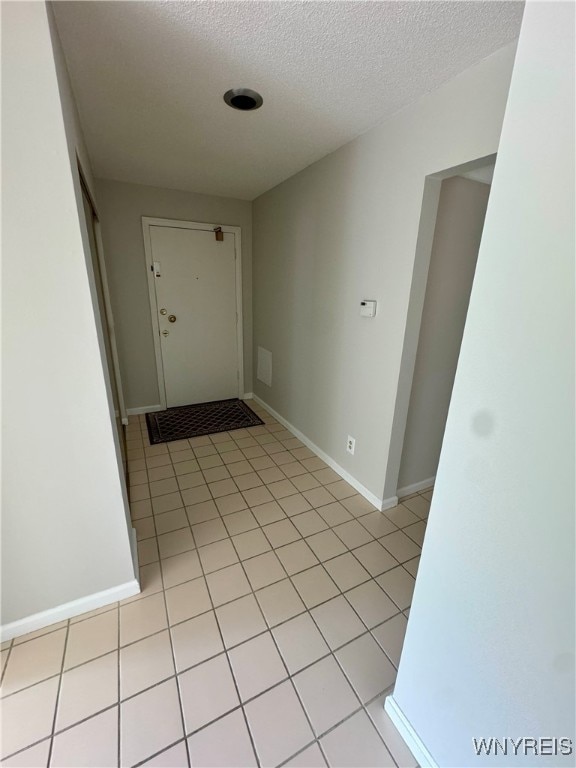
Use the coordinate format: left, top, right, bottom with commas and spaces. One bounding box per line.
46, 618, 71, 766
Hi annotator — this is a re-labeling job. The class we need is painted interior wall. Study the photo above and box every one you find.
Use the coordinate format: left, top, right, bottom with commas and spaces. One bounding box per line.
95, 178, 253, 411
252, 42, 517, 504
389, 1, 575, 765
397, 176, 490, 493
1, 1, 136, 632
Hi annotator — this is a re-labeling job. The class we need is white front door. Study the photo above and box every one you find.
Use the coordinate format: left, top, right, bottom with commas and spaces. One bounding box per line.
149, 225, 240, 407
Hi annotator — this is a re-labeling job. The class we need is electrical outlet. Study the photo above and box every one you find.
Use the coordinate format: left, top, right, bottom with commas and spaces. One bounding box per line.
346, 436, 356, 455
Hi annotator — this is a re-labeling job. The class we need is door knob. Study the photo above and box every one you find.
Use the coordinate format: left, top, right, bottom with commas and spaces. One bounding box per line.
168, 315, 177, 323
161, 330, 169, 336
159, 308, 167, 315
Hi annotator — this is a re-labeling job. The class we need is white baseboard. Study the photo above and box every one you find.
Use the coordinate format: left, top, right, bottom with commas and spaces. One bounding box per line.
252, 394, 397, 512
243, 392, 254, 400
385, 695, 438, 768
1, 579, 140, 642
126, 404, 163, 416
397, 476, 436, 498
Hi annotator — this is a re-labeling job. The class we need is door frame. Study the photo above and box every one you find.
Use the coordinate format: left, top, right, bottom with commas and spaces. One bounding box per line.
142, 217, 244, 410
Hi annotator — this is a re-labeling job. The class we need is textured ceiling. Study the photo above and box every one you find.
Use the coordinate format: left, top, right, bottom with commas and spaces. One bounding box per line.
53, 1, 524, 200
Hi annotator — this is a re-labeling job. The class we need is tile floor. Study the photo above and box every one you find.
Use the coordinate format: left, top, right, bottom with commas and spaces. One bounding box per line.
0, 401, 431, 767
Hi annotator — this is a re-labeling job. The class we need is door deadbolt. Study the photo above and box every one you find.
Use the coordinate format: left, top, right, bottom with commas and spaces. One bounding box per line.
168, 315, 177, 323
159, 308, 167, 315
161, 330, 169, 336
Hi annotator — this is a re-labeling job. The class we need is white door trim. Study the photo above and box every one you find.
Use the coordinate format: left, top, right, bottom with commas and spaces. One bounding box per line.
142, 217, 244, 410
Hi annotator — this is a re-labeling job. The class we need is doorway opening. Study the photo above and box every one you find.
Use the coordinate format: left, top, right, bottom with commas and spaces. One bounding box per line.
385, 155, 496, 502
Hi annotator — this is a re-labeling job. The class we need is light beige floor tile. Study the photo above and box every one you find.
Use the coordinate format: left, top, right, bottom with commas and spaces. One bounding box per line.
341, 495, 378, 518
187, 709, 257, 767
1, 739, 50, 767
203, 465, 231, 483
145, 454, 172, 469
181, 485, 211, 507
208, 479, 238, 498
121, 679, 183, 766
120, 630, 174, 699
324, 480, 356, 501
242, 486, 274, 507
65, 610, 118, 669
358, 511, 397, 539
168, 439, 193, 453
152, 492, 183, 515
403, 555, 420, 578
257, 466, 285, 484
148, 464, 176, 482
205, 563, 251, 607
280, 461, 308, 478
275, 540, 319, 575
129, 469, 148, 486
333, 520, 373, 549
56, 651, 118, 730
291, 565, 339, 609
130, 484, 151, 502
320, 710, 394, 767
325, 552, 371, 592
215, 594, 267, 649
198, 454, 224, 470
277, 494, 312, 517
227, 460, 254, 477
352, 541, 398, 577
51, 707, 118, 768
365, 696, 418, 768
178, 653, 239, 733
291, 447, 315, 461
262, 519, 301, 548
135, 516, 156, 541
232, 529, 270, 560
294, 655, 358, 736
69, 603, 116, 624
316, 501, 354, 527
380, 531, 421, 563
273, 613, 329, 674
173, 458, 200, 476
158, 527, 196, 558
421, 489, 433, 502
300, 457, 327, 472
248, 455, 274, 470
1, 628, 65, 696
284, 743, 327, 767
229, 632, 287, 701
376, 566, 416, 610
244, 680, 314, 767
215, 492, 248, 515
336, 633, 396, 702
171, 450, 197, 465
243, 551, 287, 591
403, 520, 427, 547
267, 479, 298, 500
186, 500, 220, 525
120, 592, 167, 645
311, 596, 366, 650
256, 579, 306, 627
312, 468, 341, 485
223, 509, 259, 536
305, 530, 347, 562
345, 581, 399, 629
383, 504, 419, 529
150, 477, 179, 497
1, 649, 8, 677
178, 471, 209, 491
216, 441, 238, 454
273, 451, 300, 466
131, 499, 153, 520
138, 537, 160, 566
221, 450, 245, 465
195, 446, 219, 461
401, 495, 430, 519
234, 472, 263, 491
291, 473, 322, 492
141, 740, 189, 767
0, 677, 59, 758
192, 518, 228, 547
198, 539, 239, 573
161, 549, 202, 589
291, 510, 329, 537
371, 613, 408, 668
154, 508, 188, 536
301, 487, 335, 509
171, 611, 223, 671
251, 500, 286, 526
165, 577, 211, 625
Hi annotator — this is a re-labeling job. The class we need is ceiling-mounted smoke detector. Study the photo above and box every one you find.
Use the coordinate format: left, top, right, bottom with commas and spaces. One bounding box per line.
223, 88, 263, 111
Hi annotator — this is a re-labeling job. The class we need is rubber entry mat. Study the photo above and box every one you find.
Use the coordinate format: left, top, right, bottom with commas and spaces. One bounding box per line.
145, 398, 264, 444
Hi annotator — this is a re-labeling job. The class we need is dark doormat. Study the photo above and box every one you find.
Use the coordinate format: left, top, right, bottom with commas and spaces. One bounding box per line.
145, 398, 264, 445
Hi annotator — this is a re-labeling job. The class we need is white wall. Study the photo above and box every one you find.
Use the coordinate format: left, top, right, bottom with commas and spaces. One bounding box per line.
95, 178, 253, 411
398, 176, 490, 492
389, 1, 575, 765
252, 42, 517, 505
1, 1, 136, 633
